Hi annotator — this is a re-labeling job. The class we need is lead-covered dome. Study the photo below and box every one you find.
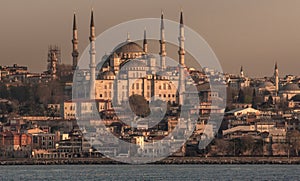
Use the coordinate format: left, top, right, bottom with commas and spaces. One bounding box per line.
282, 83, 300, 91
113, 42, 144, 54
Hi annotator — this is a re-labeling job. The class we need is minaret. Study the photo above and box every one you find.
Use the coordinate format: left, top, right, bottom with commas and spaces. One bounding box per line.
178, 10, 185, 105
274, 62, 279, 96
50, 51, 58, 80
159, 11, 166, 70
178, 10, 185, 66
89, 10, 96, 99
143, 28, 148, 54
240, 66, 244, 78
72, 13, 79, 70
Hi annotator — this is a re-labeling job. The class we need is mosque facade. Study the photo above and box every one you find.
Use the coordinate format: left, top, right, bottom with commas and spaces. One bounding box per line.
72, 10, 188, 108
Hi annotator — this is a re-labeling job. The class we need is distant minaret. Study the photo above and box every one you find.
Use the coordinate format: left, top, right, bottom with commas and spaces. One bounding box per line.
143, 28, 148, 54
178, 10, 185, 105
50, 51, 58, 80
240, 66, 244, 78
72, 13, 79, 70
89, 10, 96, 99
274, 62, 279, 96
159, 11, 166, 70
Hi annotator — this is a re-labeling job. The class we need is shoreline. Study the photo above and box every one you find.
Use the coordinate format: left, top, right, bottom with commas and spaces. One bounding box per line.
0, 157, 299, 165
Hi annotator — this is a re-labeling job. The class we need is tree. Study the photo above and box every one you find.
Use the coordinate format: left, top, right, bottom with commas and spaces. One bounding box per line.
287, 130, 300, 156
252, 89, 257, 108
129, 94, 150, 117
0, 84, 9, 98
267, 95, 273, 105
237, 89, 245, 103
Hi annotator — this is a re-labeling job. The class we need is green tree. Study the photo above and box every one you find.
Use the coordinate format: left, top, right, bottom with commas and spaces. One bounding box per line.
129, 94, 150, 117
237, 89, 245, 103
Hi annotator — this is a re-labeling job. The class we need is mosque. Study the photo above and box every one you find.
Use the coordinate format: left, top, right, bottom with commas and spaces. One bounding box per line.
70, 10, 189, 117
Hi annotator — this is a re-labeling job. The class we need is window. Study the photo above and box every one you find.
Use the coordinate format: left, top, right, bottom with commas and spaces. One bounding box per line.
136, 83, 139, 90
100, 94, 103, 98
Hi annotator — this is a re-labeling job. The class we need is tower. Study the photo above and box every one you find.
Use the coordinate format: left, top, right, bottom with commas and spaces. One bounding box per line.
89, 10, 96, 99
274, 62, 279, 96
50, 51, 58, 80
240, 66, 244, 78
47, 45, 60, 80
178, 10, 185, 105
159, 11, 166, 70
143, 28, 148, 54
72, 13, 79, 70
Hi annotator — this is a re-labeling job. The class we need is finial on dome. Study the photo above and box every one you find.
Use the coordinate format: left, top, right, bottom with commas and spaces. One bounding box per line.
126, 32, 131, 42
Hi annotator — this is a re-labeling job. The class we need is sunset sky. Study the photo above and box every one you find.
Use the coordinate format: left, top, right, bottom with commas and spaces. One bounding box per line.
1, 0, 300, 77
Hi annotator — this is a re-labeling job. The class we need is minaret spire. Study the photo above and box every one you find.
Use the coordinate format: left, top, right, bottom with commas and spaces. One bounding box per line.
73, 13, 77, 30
143, 28, 148, 54
274, 62, 279, 96
72, 12, 79, 70
178, 10, 185, 105
89, 10, 95, 41
240, 66, 244, 78
89, 9, 96, 99
159, 10, 166, 70
180, 10, 184, 25
178, 9, 185, 66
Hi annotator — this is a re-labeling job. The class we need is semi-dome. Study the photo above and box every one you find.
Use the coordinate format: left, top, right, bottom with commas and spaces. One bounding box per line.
156, 71, 169, 77
282, 83, 300, 91
120, 59, 147, 70
100, 70, 115, 80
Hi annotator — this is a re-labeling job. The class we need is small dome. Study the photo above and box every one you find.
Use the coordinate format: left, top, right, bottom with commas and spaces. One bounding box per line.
258, 81, 274, 88
282, 83, 300, 91
102, 71, 115, 77
147, 54, 156, 59
291, 94, 300, 101
156, 71, 169, 77
100, 71, 115, 80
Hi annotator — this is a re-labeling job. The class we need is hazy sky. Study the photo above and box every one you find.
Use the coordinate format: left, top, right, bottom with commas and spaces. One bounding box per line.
1, 0, 300, 77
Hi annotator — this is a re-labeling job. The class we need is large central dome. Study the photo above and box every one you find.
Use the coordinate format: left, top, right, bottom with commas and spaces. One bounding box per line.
113, 41, 144, 54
